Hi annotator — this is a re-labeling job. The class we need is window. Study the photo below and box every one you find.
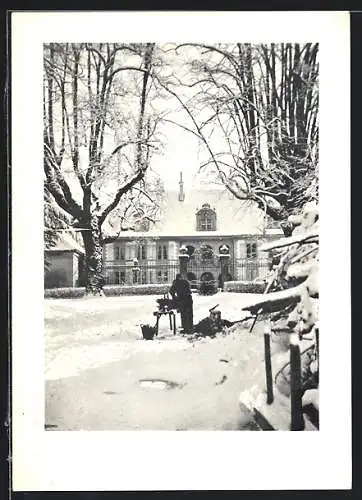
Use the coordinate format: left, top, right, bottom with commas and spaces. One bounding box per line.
135, 219, 150, 232
132, 268, 147, 284
132, 268, 140, 284
201, 217, 213, 231
115, 270, 125, 284
246, 242, 257, 258
135, 269, 147, 284
196, 203, 217, 231
137, 244, 147, 260
266, 216, 280, 229
157, 244, 168, 260
115, 244, 125, 261
157, 270, 168, 283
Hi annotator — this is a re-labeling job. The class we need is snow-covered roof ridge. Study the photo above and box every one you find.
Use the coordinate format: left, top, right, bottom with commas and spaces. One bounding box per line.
150, 188, 270, 236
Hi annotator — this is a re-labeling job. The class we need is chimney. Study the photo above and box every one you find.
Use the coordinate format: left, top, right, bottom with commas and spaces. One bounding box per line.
178, 171, 185, 201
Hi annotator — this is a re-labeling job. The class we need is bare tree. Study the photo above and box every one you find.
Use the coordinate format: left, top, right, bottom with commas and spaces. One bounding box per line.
44, 42, 161, 294
158, 43, 319, 235
102, 176, 165, 241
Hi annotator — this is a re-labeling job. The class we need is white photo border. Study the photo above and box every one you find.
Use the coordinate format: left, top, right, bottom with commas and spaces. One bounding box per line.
11, 11, 351, 491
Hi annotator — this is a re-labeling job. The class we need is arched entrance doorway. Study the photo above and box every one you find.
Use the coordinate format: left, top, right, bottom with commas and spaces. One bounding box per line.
200, 271, 215, 282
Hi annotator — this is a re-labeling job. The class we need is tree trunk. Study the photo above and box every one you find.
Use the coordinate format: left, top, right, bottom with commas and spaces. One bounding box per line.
82, 216, 105, 296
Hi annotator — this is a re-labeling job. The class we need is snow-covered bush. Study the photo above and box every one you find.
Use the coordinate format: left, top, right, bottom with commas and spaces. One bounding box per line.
44, 287, 87, 299
105, 284, 171, 296
242, 200, 319, 422
224, 281, 267, 294
45, 284, 171, 299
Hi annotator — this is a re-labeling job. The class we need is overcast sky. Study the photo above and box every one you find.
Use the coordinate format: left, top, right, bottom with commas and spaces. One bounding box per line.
149, 44, 224, 192
151, 125, 213, 191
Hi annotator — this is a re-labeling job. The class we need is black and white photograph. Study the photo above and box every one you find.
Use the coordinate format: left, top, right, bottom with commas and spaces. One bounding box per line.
12, 11, 351, 491
43, 40, 320, 432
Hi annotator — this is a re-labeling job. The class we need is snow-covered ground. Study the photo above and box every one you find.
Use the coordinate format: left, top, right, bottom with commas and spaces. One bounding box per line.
45, 292, 288, 430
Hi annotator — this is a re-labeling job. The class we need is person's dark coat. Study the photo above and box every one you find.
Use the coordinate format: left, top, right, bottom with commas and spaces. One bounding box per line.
170, 275, 193, 333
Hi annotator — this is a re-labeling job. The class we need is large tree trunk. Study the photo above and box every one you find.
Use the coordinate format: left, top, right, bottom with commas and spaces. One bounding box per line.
82, 216, 105, 296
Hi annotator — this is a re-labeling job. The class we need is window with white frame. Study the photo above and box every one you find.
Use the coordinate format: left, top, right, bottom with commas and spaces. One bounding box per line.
115, 270, 126, 284
133, 268, 147, 284
196, 203, 217, 231
137, 244, 147, 260
115, 244, 125, 261
157, 244, 168, 260
246, 242, 257, 258
157, 270, 168, 283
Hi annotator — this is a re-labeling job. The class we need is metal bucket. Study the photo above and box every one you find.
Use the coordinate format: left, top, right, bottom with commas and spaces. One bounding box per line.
141, 324, 156, 340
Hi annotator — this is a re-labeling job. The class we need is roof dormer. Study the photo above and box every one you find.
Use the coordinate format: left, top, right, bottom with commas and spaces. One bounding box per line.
196, 203, 217, 231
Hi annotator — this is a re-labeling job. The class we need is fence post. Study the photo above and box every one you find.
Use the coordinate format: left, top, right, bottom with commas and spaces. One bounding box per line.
290, 332, 305, 430
264, 319, 274, 404
179, 245, 189, 280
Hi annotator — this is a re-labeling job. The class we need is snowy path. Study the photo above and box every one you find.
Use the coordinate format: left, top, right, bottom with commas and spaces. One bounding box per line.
45, 292, 287, 430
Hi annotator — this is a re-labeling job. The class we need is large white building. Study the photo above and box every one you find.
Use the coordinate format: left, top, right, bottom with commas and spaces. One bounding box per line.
103, 173, 283, 288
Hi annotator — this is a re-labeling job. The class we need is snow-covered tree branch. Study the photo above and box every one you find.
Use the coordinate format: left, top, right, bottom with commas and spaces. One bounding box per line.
44, 42, 163, 295
160, 43, 319, 235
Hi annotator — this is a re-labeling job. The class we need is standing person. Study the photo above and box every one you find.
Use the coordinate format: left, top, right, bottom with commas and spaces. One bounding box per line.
169, 274, 193, 334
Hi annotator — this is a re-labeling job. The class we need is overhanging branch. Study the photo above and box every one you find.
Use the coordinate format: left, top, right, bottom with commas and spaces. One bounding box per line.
99, 170, 145, 225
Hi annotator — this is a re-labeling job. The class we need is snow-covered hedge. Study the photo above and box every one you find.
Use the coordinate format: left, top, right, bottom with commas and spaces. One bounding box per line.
224, 281, 267, 294
44, 287, 86, 298
44, 284, 171, 299
105, 284, 171, 296
241, 200, 319, 425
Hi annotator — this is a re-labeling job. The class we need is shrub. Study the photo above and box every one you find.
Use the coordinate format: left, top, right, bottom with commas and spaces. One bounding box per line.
199, 280, 217, 295
44, 283, 172, 299
44, 269, 68, 289
104, 284, 171, 296
44, 287, 86, 299
224, 280, 267, 294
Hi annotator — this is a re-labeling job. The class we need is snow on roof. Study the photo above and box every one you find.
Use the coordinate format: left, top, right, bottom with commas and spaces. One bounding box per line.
116, 189, 270, 239
47, 231, 85, 254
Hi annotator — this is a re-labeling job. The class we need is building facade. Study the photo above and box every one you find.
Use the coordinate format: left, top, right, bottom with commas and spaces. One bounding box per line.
45, 245, 84, 288
103, 174, 283, 288
44, 205, 85, 289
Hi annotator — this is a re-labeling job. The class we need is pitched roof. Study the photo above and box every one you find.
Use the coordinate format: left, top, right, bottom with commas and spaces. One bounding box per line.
47, 231, 85, 254
116, 188, 279, 238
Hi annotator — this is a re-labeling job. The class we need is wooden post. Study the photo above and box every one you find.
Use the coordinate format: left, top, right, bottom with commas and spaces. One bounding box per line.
155, 314, 160, 336
172, 312, 176, 335
290, 332, 305, 430
264, 320, 274, 404
169, 312, 172, 330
